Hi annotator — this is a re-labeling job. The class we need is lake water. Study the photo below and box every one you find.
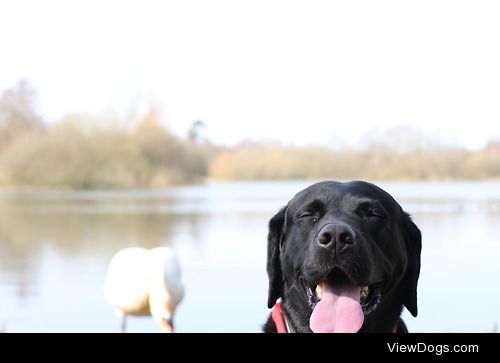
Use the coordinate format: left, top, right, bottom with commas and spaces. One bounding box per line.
1, 180, 499, 332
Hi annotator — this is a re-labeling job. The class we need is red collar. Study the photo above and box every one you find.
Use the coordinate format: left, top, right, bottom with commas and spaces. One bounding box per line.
272, 303, 400, 333
271, 303, 288, 333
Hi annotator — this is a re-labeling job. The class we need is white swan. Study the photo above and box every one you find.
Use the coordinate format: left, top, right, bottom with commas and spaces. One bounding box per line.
104, 247, 184, 332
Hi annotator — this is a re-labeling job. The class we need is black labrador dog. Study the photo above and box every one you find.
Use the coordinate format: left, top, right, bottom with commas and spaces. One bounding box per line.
263, 181, 421, 333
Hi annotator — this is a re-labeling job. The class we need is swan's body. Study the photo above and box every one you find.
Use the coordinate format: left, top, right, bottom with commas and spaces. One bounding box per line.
104, 247, 184, 332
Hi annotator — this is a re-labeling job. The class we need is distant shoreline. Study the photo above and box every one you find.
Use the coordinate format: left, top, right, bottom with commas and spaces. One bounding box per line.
1, 178, 500, 194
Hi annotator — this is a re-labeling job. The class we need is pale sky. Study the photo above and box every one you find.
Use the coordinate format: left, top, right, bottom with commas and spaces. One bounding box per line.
1, 0, 499, 149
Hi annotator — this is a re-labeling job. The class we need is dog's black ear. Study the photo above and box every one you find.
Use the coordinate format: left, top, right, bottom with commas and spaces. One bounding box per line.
400, 212, 422, 317
267, 206, 287, 309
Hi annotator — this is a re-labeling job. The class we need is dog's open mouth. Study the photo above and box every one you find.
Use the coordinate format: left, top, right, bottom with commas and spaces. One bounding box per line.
300, 268, 382, 333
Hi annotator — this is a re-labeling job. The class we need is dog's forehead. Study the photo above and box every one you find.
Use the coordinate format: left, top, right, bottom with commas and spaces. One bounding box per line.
288, 180, 396, 209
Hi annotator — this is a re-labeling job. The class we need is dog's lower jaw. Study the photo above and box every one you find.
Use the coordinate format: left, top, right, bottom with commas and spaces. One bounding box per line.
279, 285, 405, 333
267, 302, 406, 333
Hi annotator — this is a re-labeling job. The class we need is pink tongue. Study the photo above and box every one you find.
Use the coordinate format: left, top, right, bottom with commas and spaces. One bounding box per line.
310, 283, 364, 333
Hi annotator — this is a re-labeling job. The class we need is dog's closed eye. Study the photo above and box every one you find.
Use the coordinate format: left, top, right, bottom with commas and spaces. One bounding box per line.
355, 201, 388, 221
296, 212, 319, 224
294, 200, 324, 223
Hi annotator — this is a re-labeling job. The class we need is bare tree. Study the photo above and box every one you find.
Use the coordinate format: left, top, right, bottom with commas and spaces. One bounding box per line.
0, 79, 44, 146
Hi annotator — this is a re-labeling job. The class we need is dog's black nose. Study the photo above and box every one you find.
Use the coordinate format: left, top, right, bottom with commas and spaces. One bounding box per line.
317, 223, 355, 251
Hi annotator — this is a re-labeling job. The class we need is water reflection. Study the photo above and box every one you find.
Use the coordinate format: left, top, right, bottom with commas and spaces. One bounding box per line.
0, 181, 499, 332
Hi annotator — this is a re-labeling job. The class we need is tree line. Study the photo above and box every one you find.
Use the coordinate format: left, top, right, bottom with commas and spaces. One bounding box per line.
0, 80, 209, 188
1, 80, 499, 189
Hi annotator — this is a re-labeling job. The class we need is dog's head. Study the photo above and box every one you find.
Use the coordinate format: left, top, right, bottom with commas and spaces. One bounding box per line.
267, 181, 421, 332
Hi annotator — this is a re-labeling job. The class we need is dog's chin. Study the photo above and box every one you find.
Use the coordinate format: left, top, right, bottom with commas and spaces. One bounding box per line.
299, 267, 384, 333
